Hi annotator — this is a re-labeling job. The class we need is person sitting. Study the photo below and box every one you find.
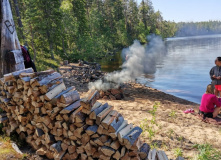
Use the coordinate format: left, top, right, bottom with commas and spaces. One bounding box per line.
20, 45, 37, 72
210, 57, 221, 97
199, 84, 221, 119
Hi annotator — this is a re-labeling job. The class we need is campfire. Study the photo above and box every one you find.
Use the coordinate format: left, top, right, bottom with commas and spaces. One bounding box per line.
99, 87, 124, 100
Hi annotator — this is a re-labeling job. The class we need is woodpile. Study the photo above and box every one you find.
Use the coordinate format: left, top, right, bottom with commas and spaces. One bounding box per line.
99, 88, 124, 100
59, 62, 104, 84
0, 68, 169, 160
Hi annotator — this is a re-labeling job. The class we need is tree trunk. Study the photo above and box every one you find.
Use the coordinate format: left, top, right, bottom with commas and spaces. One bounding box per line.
12, 0, 27, 46
30, 24, 37, 62
0, 0, 25, 77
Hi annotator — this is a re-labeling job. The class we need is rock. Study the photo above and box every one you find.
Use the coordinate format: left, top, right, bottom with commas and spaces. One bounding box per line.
111, 89, 121, 95
115, 94, 122, 100
109, 95, 116, 100
103, 96, 109, 100
106, 91, 111, 96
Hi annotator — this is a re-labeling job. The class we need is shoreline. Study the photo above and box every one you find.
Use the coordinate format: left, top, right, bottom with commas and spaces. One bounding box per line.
64, 77, 220, 159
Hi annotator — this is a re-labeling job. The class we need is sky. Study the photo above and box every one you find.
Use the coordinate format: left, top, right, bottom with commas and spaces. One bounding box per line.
136, 0, 221, 22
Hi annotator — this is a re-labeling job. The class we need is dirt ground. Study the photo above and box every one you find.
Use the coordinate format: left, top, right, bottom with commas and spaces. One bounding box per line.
66, 77, 221, 160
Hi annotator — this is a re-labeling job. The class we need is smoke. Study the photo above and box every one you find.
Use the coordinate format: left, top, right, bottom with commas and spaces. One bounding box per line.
88, 35, 166, 90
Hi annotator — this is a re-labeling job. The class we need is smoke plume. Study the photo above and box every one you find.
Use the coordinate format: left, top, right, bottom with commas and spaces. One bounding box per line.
88, 35, 166, 90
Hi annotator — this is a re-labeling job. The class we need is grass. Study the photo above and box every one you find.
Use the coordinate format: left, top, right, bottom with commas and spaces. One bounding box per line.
0, 133, 30, 159
140, 102, 160, 141
169, 110, 177, 119
0, 136, 24, 159
173, 148, 183, 158
35, 54, 62, 72
193, 144, 221, 160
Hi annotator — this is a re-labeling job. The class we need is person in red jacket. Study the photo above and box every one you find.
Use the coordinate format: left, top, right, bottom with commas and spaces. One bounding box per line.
20, 45, 37, 72
199, 84, 221, 119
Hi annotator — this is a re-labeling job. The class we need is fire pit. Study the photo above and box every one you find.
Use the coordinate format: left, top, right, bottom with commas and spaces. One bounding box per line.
99, 87, 124, 100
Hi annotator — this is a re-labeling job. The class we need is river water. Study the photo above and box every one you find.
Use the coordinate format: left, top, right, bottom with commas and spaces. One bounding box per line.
99, 34, 221, 104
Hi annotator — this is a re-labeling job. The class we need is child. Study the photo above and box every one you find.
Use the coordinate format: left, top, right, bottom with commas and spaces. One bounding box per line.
210, 57, 221, 97
199, 84, 221, 118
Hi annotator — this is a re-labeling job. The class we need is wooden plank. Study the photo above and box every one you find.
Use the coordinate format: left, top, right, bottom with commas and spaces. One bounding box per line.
60, 100, 81, 114
96, 105, 114, 125
44, 82, 66, 101
123, 126, 143, 149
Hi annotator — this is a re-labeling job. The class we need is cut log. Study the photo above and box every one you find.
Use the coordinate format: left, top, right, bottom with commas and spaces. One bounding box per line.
0, 117, 8, 123
110, 140, 120, 150
96, 105, 114, 125
50, 141, 62, 153
118, 123, 133, 144
123, 126, 143, 149
109, 120, 128, 139
60, 100, 81, 114
101, 110, 119, 130
85, 124, 98, 136
70, 106, 83, 123
100, 146, 115, 157
54, 150, 66, 160
108, 114, 124, 133
38, 72, 62, 86
75, 112, 87, 123
89, 103, 108, 120
60, 90, 80, 104
80, 90, 99, 109
36, 146, 47, 156
44, 82, 66, 101
138, 143, 151, 159
50, 86, 75, 105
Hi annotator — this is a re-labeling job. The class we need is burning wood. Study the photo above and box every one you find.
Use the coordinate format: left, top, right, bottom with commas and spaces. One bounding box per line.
99, 87, 124, 100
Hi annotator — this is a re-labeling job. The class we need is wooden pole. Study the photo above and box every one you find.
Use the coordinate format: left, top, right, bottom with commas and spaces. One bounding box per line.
0, 0, 25, 77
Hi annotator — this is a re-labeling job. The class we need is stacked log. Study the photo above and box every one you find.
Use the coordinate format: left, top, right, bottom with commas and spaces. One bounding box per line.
0, 68, 168, 160
99, 88, 124, 100
59, 63, 104, 83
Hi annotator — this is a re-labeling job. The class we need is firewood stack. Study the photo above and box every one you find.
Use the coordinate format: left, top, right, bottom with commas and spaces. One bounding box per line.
59, 62, 104, 84
0, 68, 169, 160
99, 88, 124, 100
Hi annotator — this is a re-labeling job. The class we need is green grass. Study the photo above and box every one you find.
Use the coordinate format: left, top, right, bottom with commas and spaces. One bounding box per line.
193, 144, 221, 160
35, 54, 62, 71
169, 110, 177, 119
173, 148, 183, 158
140, 102, 160, 141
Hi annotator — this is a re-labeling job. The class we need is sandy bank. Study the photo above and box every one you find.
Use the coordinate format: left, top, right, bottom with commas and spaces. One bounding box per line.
64, 76, 221, 159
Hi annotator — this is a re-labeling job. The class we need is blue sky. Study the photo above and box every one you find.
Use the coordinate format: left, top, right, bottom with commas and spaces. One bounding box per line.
137, 0, 221, 22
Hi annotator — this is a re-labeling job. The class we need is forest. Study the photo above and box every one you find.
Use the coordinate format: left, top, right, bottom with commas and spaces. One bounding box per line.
176, 21, 221, 37
10, 0, 177, 71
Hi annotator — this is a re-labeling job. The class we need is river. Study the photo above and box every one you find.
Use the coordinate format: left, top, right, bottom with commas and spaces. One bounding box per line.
99, 34, 221, 104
